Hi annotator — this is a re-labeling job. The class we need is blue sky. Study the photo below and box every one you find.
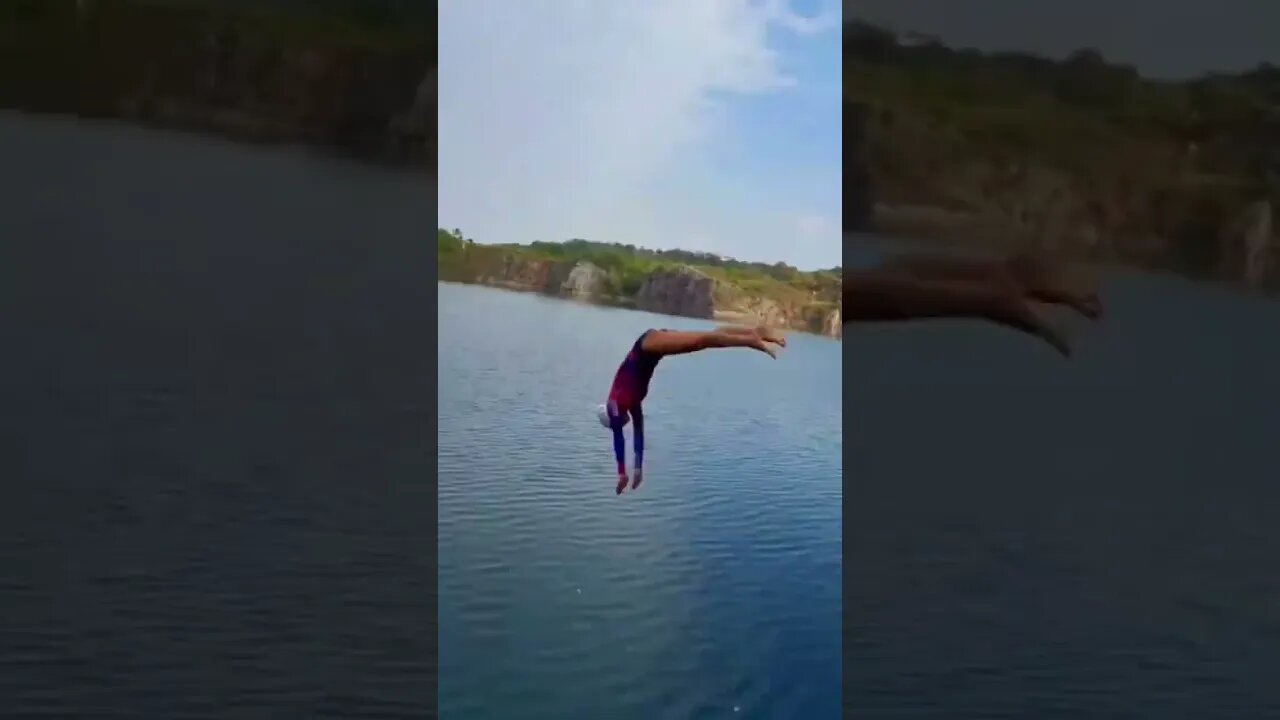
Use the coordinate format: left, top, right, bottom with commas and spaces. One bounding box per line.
438, 0, 842, 271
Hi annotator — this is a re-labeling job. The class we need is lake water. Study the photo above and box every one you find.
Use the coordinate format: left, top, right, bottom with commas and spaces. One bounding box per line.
0, 112, 436, 717
437, 282, 843, 719
7, 107, 1279, 718
845, 233, 1280, 718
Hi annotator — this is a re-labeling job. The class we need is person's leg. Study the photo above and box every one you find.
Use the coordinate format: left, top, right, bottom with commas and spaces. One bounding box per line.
843, 269, 1071, 356
630, 404, 644, 490
714, 324, 787, 346
640, 329, 777, 358
882, 253, 1102, 319
609, 404, 629, 495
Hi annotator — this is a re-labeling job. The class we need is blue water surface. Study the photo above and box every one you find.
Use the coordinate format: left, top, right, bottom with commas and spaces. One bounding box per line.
438, 282, 842, 719
845, 232, 1280, 718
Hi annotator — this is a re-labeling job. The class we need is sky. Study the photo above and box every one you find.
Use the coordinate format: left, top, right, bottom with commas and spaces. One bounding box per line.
847, 0, 1280, 79
438, 0, 843, 271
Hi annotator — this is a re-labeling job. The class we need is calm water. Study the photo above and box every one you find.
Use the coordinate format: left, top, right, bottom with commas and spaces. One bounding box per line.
846, 233, 1280, 718
7, 107, 1279, 719
438, 282, 843, 719
0, 113, 436, 716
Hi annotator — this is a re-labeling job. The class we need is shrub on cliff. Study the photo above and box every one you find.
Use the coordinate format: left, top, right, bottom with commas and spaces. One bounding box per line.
435, 229, 839, 311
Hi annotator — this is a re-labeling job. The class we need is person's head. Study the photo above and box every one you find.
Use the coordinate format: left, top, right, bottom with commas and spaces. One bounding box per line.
596, 401, 629, 430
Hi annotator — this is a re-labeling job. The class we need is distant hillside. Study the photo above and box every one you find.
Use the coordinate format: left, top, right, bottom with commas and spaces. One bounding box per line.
0, 0, 433, 166
150, 0, 432, 22
845, 20, 1280, 291
438, 230, 844, 337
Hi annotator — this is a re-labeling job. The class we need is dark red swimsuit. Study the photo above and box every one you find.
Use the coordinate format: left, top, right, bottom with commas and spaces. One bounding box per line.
605, 330, 664, 474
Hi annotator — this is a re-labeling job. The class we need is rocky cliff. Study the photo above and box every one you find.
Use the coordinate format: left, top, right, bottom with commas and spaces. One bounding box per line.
821, 308, 843, 338
867, 151, 1280, 289
476, 255, 572, 294
846, 20, 1280, 292
635, 267, 717, 319
636, 266, 842, 337
443, 249, 842, 337
845, 100, 873, 231
1220, 201, 1274, 290
453, 249, 610, 300
560, 261, 608, 299
1, 0, 433, 167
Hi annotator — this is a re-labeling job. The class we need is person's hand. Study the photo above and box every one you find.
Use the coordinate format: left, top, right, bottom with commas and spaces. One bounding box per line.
616, 472, 629, 495
631, 468, 643, 490
750, 336, 778, 359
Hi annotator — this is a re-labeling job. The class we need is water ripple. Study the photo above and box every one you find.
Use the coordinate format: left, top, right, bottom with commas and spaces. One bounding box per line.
1, 113, 436, 717
439, 283, 841, 719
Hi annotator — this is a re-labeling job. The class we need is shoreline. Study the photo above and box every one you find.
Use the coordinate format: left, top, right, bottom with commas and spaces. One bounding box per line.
0, 107, 432, 174
438, 280, 844, 340
847, 227, 1280, 305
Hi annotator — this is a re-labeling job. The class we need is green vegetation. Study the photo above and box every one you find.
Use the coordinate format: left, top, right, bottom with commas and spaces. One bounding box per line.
438, 229, 843, 331
0, 0, 429, 48
846, 21, 1280, 283
0, 0, 430, 149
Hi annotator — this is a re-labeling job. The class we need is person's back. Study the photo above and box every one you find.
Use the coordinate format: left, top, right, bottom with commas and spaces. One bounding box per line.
608, 330, 663, 408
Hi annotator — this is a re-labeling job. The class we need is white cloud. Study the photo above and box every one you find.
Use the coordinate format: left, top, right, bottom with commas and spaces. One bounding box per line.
765, 0, 841, 34
438, 0, 839, 265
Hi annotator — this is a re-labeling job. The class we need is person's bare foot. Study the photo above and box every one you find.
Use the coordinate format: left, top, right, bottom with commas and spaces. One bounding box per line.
1014, 299, 1072, 357
986, 287, 1073, 357
750, 337, 779, 359
616, 473, 628, 495
631, 468, 643, 490
756, 326, 787, 347
1032, 315, 1073, 358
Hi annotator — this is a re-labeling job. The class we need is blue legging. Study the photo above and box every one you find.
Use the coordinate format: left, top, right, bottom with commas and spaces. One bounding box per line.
610, 404, 644, 474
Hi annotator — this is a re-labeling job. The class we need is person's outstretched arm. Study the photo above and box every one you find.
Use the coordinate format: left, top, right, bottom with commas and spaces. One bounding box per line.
640, 329, 781, 358
843, 268, 1071, 356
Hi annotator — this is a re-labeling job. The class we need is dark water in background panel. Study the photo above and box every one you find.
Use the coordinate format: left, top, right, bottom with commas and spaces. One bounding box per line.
846, 233, 1280, 718
437, 282, 842, 720
0, 113, 436, 717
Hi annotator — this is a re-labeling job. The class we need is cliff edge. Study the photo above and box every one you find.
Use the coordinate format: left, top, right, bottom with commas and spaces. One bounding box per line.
438, 233, 843, 337
1, 0, 434, 167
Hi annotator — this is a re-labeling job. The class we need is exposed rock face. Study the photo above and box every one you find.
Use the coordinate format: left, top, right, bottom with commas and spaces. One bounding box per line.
460, 255, 844, 338
1220, 200, 1273, 289
560, 261, 607, 299
636, 267, 716, 319
480, 255, 563, 292
390, 68, 435, 163
845, 100, 874, 231
856, 88, 1276, 290
822, 309, 843, 338
709, 293, 843, 337
720, 296, 790, 328
411, 68, 434, 118
3, 8, 432, 167
473, 256, 610, 298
